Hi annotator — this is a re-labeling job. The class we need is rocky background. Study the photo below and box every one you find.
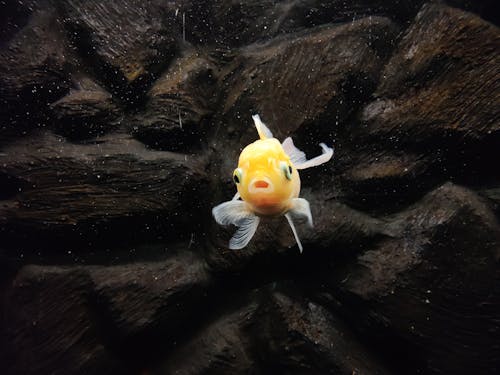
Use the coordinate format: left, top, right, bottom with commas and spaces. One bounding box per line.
0, 0, 499, 374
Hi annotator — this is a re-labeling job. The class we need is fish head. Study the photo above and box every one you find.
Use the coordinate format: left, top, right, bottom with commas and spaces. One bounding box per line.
234, 138, 300, 215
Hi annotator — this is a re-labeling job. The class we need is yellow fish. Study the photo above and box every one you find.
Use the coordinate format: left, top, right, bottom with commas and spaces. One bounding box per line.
212, 115, 333, 252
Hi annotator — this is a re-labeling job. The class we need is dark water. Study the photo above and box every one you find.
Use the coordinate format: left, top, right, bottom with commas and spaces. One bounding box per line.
1, 1, 499, 374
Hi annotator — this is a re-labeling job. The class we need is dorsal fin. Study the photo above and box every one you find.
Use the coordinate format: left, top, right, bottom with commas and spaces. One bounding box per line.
252, 114, 273, 140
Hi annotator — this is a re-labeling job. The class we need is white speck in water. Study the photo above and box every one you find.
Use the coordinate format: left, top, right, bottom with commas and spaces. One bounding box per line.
182, 13, 186, 42
188, 233, 195, 248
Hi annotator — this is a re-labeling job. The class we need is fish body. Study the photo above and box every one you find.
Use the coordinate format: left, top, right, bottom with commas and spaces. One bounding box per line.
236, 137, 300, 216
213, 115, 333, 252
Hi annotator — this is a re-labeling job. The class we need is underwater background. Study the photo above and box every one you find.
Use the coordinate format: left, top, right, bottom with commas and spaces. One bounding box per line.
0, 0, 499, 374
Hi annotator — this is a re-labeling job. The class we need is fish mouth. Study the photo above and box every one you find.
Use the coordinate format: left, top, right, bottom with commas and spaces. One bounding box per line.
254, 180, 269, 188
248, 177, 274, 194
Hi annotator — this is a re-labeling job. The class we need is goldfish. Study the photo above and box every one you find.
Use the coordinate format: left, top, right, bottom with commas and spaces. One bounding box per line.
212, 114, 333, 252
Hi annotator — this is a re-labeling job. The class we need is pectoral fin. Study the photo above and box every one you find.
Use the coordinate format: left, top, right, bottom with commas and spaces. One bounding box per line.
285, 213, 303, 253
288, 198, 313, 227
282, 137, 333, 170
212, 201, 260, 249
252, 114, 273, 140
284, 198, 313, 253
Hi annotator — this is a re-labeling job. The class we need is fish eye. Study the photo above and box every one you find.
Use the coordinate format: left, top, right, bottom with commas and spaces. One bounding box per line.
279, 161, 292, 180
233, 168, 243, 184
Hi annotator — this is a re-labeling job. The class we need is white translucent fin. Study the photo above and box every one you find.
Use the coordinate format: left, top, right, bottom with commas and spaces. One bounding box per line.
229, 216, 260, 249
252, 114, 273, 140
282, 137, 307, 165
232, 192, 241, 200
288, 198, 313, 227
212, 200, 260, 249
285, 213, 303, 253
292, 142, 334, 170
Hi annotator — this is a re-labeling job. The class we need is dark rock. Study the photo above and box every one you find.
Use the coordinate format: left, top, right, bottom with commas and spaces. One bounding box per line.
57, 0, 179, 104
0, 0, 39, 45
91, 251, 212, 343
375, 3, 500, 124
3, 265, 124, 375
480, 185, 500, 216
340, 3, 500, 209
337, 149, 433, 213
151, 286, 392, 374
220, 16, 399, 143
152, 299, 257, 374
0, 132, 209, 251
51, 75, 122, 140
265, 0, 424, 33
187, 0, 422, 48
130, 50, 218, 152
2, 251, 212, 375
447, 0, 500, 25
249, 289, 391, 374
319, 183, 500, 374
0, 6, 72, 134
343, 183, 500, 296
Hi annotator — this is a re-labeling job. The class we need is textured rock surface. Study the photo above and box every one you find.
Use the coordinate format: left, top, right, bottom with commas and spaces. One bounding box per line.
3, 265, 122, 374
1, 1, 499, 375
2, 251, 212, 374
152, 300, 257, 374
250, 289, 391, 374
186, 0, 424, 48
0, 132, 209, 250
130, 50, 218, 151
57, 0, 179, 103
221, 16, 399, 139
51, 75, 121, 139
339, 3, 500, 210
0, 6, 72, 134
317, 183, 500, 374
0, 0, 39, 44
